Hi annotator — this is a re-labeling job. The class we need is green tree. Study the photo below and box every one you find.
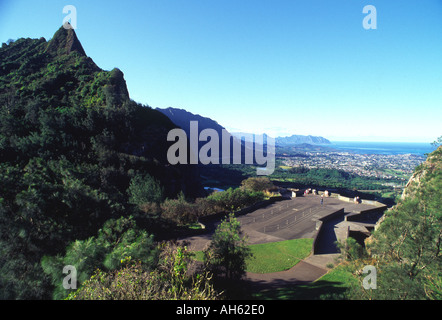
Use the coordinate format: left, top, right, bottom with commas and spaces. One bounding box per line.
207, 187, 264, 212
203, 213, 253, 280
41, 216, 158, 299
337, 237, 364, 261
127, 173, 163, 206
355, 147, 442, 300
431, 135, 442, 148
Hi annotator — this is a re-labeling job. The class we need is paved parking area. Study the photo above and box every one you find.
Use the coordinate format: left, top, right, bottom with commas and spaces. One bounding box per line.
181, 194, 384, 288
183, 194, 379, 251
240, 194, 377, 243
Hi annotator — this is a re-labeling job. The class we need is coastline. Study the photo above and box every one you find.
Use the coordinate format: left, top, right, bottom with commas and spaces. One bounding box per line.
328, 141, 435, 156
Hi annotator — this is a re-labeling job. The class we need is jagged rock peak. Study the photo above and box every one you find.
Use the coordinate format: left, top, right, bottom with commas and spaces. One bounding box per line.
46, 24, 86, 56
108, 68, 130, 99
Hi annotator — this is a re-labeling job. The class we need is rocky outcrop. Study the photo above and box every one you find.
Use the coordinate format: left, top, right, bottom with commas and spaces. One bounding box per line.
46, 24, 86, 56
371, 145, 441, 233
401, 145, 441, 200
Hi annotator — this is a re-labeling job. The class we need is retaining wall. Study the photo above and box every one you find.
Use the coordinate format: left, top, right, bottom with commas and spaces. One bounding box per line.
312, 208, 346, 255
345, 206, 386, 222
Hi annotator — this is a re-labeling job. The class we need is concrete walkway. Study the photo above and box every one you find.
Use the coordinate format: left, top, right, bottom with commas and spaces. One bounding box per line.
245, 253, 340, 289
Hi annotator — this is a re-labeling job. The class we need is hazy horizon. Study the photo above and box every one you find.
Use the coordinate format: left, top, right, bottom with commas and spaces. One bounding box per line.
228, 129, 433, 144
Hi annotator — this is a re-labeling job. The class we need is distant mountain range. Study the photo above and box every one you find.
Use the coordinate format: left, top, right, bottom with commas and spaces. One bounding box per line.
156, 107, 226, 138
156, 107, 243, 163
157, 107, 331, 150
156, 107, 332, 163
275, 135, 331, 146
157, 108, 329, 142
231, 132, 330, 146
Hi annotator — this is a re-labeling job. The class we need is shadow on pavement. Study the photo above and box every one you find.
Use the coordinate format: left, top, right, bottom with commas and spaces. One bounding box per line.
248, 279, 348, 300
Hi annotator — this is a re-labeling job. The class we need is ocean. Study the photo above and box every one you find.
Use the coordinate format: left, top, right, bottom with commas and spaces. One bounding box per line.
329, 141, 436, 156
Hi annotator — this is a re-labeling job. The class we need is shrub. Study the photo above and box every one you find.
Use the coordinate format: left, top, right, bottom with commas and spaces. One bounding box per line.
127, 173, 163, 206
207, 188, 264, 213
67, 242, 219, 300
240, 177, 276, 192
41, 216, 158, 299
203, 213, 252, 280
160, 192, 198, 225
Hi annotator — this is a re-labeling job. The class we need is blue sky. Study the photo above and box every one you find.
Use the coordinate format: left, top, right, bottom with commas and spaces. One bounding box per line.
1, 0, 441, 142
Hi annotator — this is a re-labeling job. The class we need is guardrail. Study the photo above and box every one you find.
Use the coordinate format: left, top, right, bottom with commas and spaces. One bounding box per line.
198, 196, 289, 228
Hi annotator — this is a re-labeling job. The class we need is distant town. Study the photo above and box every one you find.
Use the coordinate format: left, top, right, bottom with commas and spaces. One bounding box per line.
279, 151, 425, 186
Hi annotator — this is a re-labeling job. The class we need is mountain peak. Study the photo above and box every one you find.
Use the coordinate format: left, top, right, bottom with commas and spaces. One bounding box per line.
46, 24, 86, 56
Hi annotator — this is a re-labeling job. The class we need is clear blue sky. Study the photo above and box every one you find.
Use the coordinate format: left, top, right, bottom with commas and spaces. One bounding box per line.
1, 0, 441, 142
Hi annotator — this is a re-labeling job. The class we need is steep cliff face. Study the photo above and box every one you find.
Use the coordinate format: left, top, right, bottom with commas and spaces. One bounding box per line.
401, 146, 442, 200
46, 25, 87, 56
372, 145, 441, 232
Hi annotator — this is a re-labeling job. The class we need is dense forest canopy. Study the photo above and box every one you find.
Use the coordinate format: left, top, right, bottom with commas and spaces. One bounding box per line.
0, 26, 200, 299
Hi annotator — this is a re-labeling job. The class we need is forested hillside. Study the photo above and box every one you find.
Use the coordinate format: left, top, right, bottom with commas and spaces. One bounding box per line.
345, 145, 442, 299
0, 26, 201, 299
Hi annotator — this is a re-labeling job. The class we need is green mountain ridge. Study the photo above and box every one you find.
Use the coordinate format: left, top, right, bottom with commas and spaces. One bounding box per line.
0, 25, 200, 194
0, 26, 200, 299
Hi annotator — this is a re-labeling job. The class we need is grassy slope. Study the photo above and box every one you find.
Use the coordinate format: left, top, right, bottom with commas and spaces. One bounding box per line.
191, 237, 361, 299
192, 238, 313, 273
246, 238, 313, 273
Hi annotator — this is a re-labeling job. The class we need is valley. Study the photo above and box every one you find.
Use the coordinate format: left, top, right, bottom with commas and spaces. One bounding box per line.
279, 150, 423, 185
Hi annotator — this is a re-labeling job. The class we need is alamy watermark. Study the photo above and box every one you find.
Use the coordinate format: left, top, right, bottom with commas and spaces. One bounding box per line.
166, 121, 275, 176
62, 5, 77, 30
363, 5, 377, 30
61, 4, 375, 31
62, 265, 77, 290
362, 265, 377, 290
